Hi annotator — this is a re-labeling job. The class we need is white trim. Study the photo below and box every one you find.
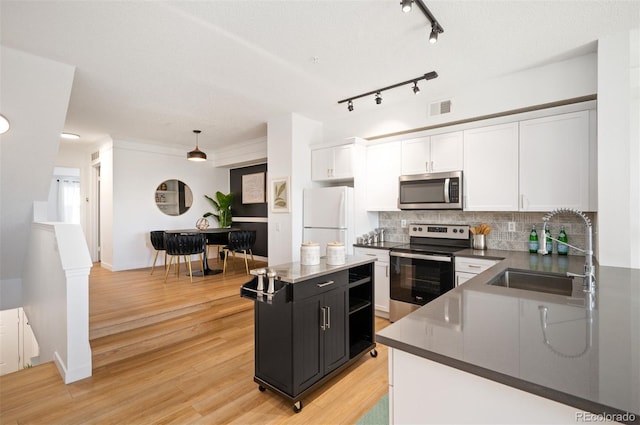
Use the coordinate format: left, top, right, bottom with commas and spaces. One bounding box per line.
233, 217, 268, 223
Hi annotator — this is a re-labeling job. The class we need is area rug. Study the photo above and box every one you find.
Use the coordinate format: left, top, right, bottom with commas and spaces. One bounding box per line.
355, 393, 389, 425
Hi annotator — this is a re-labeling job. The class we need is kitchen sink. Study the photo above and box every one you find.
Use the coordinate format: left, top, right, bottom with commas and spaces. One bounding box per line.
487, 269, 575, 296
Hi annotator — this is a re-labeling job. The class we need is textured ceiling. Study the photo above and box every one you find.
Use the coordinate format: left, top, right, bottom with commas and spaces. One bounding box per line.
1, 1, 639, 151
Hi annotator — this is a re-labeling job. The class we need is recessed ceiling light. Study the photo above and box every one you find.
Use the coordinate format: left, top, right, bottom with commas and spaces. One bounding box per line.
0, 114, 10, 135
61, 132, 80, 140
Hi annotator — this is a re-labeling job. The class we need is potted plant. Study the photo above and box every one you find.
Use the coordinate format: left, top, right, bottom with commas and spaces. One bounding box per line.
203, 191, 233, 228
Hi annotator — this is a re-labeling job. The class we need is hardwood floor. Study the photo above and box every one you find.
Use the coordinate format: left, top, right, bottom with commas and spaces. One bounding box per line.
0, 258, 390, 424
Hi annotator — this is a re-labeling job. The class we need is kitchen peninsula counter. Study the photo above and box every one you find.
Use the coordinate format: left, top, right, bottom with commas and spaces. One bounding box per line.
377, 250, 640, 424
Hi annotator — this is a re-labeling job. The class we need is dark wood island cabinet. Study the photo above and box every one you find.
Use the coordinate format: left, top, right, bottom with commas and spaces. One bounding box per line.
241, 257, 377, 413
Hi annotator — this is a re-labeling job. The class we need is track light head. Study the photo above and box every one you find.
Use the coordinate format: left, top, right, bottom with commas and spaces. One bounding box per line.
347, 100, 354, 112
401, 0, 413, 13
429, 24, 441, 44
412, 81, 420, 94
375, 93, 382, 105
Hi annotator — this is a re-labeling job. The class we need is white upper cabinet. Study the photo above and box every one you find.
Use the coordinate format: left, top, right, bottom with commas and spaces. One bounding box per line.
519, 111, 592, 211
366, 142, 401, 211
401, 131, 463, 175
311, 144, 354, 181
430, 131, 464, 172
463, 122, 519, 211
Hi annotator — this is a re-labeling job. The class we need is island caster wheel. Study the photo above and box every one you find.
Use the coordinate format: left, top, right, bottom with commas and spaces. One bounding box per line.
258, 385, 266, 392
370, 349, 378, 358
293, 400, 303, 413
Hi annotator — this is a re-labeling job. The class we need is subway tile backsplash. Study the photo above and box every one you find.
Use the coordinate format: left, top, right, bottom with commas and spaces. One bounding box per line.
378, 211, 597, 256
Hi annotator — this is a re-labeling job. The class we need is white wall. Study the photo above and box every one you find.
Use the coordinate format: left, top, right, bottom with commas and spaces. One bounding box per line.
267, 113, 320, 265
0, 46, 75, 310
597, 28, 640, 269
323, 54, 597, 143
100, 140, 229, 271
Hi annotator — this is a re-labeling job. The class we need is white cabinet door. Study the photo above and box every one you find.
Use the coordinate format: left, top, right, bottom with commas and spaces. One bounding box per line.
366, 142, 401, 210
463, 123, 519, 211
332, 145, 354, 180
519, 111, 591, 211
430, 131, 463, 172
401, 136, 430, 175
311, 147, 334, 181
311, 145, 354, 181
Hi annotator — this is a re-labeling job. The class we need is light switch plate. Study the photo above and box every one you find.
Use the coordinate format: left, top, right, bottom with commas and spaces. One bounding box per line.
508, 222, 516, 232
401, 219, 407, 228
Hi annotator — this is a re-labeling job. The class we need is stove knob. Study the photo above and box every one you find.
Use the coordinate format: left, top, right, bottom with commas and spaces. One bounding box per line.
418, 227, 423, 232
459, 228, 465, 233
412, 226, 417, 231
452, 228, 458, 233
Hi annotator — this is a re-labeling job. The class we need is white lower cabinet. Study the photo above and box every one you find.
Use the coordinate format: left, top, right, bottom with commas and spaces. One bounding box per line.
455, 256, 498, 286
390, 348, 593, 424
353, 247, 390, 317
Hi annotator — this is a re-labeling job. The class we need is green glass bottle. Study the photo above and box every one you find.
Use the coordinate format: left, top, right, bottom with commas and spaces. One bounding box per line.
528, 225, 539, 253
545, 225, 553, 254
557, 225, 568, 255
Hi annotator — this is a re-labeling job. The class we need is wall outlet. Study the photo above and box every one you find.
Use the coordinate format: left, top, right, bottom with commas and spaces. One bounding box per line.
508, 222, 516, 232
401, 219, 407, 228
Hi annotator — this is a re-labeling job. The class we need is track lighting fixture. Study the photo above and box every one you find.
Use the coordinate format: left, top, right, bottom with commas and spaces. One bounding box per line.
402, 0, 444, 43
187, 130, 207, 162
401, 0, 413, 13
338, 71, 437, 110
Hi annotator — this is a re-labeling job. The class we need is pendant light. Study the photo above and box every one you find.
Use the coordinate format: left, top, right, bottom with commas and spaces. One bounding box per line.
187, 130, 207, 162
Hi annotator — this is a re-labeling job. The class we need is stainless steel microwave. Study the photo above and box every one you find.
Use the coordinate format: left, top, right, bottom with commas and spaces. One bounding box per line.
398, 170, 463, 210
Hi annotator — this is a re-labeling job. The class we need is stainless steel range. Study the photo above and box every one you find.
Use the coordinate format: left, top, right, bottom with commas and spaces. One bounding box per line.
389, 224, 470, 322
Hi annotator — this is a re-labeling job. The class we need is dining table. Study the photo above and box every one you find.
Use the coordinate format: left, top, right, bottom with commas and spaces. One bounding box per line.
165, 227, 240, 275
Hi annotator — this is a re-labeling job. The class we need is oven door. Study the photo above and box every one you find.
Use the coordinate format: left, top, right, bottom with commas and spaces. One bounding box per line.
390, 251, 455, 306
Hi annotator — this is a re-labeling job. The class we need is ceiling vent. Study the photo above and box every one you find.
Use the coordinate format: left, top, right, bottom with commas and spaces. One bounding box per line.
429, 99, 452, 117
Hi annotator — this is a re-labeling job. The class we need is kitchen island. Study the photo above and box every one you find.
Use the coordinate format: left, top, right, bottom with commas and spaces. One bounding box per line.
241, 255, 377, 413
377, 251, 639, 424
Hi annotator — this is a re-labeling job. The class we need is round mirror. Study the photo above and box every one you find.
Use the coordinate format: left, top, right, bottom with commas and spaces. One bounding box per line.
155, 179, 193, 216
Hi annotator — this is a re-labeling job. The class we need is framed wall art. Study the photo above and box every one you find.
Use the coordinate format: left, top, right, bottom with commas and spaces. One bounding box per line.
242, 172, 265, 204
270, 177, 290, 213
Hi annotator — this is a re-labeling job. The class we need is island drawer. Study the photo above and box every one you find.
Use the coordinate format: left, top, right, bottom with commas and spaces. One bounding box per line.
292, 270, 348, 300
455, 257, 498, 274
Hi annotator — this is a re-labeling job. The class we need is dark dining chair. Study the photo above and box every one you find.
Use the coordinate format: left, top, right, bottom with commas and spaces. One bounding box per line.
149, 230, 167, 275
223, 230, 256, 275
164, 232, 206, 283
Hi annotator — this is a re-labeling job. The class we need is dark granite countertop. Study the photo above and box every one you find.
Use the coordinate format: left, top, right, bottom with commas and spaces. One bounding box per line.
251, 255, 375, 283
377, 250, 640, 422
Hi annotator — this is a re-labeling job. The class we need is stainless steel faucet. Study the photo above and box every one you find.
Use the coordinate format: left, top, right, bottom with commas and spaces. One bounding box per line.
538, 208, 596, 294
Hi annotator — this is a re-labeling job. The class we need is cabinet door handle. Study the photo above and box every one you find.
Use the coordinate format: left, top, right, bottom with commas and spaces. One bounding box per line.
425, 161, 429, 172
317, 280, 335, 288
321, 307, 326, 330
467, 264, 482, 268
386, 265, 389, 278
326, 306, 331, 329
456, 274, 459, 286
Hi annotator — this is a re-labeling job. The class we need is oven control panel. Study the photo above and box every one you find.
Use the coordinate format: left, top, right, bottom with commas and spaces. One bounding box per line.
409, 224, 470, 240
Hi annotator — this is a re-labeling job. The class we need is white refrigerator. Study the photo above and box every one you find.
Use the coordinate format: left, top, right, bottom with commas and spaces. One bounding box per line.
303, 186, 354, 256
